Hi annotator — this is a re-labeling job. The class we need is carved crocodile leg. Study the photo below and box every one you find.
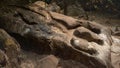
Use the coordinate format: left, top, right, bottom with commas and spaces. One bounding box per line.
0, 5, 113, 68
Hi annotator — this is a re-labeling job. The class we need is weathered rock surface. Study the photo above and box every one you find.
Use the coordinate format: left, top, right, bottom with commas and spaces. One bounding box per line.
0, 1, 119, 68
0, 29, 20, 68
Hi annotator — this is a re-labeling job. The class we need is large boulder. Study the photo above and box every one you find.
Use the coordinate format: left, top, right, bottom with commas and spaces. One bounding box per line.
0, 1, 119, 68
